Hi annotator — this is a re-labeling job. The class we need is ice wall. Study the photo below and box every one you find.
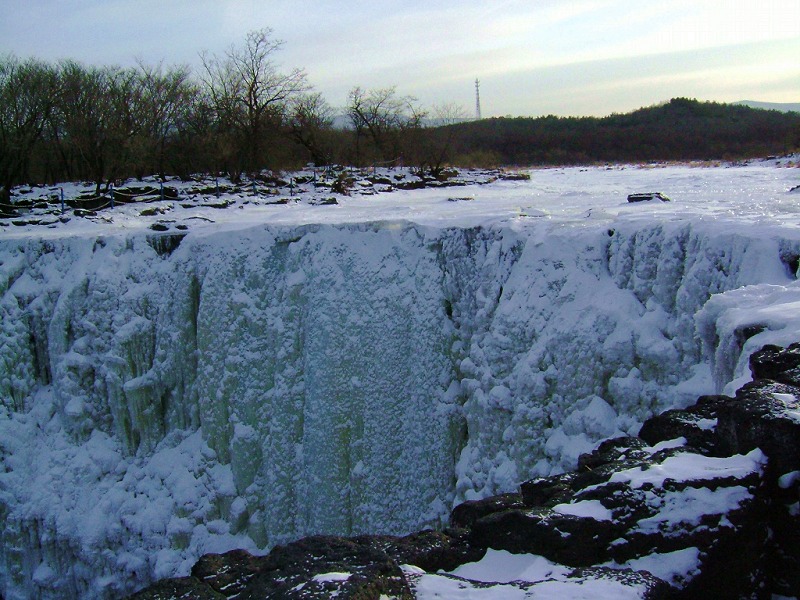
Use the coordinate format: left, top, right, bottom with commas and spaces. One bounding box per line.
0, 218, 797, 598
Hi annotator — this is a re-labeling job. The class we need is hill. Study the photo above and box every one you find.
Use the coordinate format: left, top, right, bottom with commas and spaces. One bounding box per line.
447, 98, 800, 165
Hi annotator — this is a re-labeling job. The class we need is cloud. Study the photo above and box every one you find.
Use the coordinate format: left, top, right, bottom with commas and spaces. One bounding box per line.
1, 0, 797, 116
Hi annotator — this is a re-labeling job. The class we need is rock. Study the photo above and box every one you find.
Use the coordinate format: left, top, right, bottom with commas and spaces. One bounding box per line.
628, 192, 671, 202
193, 536, 413, 599
450, 492, 524, 528
374, 529, 484, 573
474, 445, 767, 592
190, 549, 265, 598
638, 395, 728, 454
470, 505, 619, 566
747, 342, 800, 384
717, 379, 800, 476
128, 576, 223, 599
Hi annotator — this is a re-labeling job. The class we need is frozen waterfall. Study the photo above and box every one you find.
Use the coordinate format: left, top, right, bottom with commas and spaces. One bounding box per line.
2, 165, 800, 598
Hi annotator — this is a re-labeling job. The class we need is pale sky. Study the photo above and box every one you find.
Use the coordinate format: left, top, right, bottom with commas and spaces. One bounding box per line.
1, 0, 798, 117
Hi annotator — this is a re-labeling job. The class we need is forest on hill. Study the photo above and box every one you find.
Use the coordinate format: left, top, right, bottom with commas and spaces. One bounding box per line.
449, 98, 800, 166
2, 28, 799, 195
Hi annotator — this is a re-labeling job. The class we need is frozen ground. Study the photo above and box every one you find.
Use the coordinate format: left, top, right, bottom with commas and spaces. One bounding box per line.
1, 159, 799, 598
3, 160, 800, 236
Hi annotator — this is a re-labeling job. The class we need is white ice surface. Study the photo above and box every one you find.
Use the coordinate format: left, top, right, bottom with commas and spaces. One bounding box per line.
2, 161, 800, 598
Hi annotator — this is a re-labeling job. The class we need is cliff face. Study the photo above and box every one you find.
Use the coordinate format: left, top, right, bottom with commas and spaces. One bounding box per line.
132, 342, 800, 599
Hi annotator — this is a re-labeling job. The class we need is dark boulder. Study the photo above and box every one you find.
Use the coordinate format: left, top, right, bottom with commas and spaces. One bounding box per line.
233, 535, 411, 599
374, 529, 484, 573
470, 505, 619, 566
748, 342, 800, 383
450, 492, 524, 528
628, 192, 671, 202
638, 394, 728, 454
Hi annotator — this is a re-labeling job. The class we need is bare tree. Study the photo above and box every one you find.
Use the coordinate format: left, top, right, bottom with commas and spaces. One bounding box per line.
0, 55, 57, 194
347, 86, 426, 166
415, 102, 467, 177
134, 60, 198, 179
200, 28, 308, 177
288, 91, 336, 166
53, 61, 143, 194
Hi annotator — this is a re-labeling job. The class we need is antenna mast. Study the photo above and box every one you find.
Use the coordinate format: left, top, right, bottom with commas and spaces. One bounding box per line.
475, 78, 482, 120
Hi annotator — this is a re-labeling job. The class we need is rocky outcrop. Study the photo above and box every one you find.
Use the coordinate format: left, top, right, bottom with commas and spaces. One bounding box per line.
131, 343, 800, 599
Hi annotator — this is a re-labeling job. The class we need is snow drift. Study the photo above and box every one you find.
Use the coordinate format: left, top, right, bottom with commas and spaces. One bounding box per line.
1, 163, 799, 598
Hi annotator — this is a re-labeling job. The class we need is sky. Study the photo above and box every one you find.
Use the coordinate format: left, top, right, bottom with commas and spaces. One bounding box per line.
1, 0, 798, 118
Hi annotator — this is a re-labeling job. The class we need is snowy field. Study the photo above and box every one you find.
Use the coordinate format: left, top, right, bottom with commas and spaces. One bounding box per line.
4, 160, 800, 237
1, 159, 799, 598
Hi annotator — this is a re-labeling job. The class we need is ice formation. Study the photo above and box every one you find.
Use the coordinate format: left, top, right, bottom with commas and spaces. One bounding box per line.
1, 163, 799, 598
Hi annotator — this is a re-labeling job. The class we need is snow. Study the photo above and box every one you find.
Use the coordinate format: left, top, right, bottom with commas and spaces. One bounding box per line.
450, 549, 571, 583
552, 499, 613, 521
607, 548, 701, 588
405, 564, 651, 600
633, 485, 752, 533
609, 449, 766, 489
2, 160, 800, 598
312, 572, 352, 583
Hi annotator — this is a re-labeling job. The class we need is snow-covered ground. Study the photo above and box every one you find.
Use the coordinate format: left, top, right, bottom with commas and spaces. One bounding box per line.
1, 160, 799, 598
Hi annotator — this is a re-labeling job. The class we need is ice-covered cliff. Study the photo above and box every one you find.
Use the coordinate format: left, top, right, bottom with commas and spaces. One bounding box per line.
1, 163, 799, 598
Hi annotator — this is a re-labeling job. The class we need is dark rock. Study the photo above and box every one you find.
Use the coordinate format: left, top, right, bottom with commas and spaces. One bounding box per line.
128, 576, 223, 599
520, 472, 583, 507
499, 171, 531, 181
73, 208, 97, 217
577, 436, 651, 470
201, 200, 233, 209
367, 529, 484, 573
628, 192, 671, 202
638, 395, 728, 454
192, 536, 413, 599
716, 379, 800, 477
139, 206, 167, 217
748, 342, 800, 384
249, 537, 413, 599
450, 492, 524, 528
395, 179, 426, 190
470, 506, 619, 566
483, 432, 769, 594
191, 549, 268, 598
366, 176, 393, 186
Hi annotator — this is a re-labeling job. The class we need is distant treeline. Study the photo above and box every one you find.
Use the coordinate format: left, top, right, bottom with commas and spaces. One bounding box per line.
448, 98, 800, 166
2, 29, 799, 194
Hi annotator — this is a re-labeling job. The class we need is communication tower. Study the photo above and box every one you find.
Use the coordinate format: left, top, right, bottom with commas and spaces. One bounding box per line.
475, 79, 482, 120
